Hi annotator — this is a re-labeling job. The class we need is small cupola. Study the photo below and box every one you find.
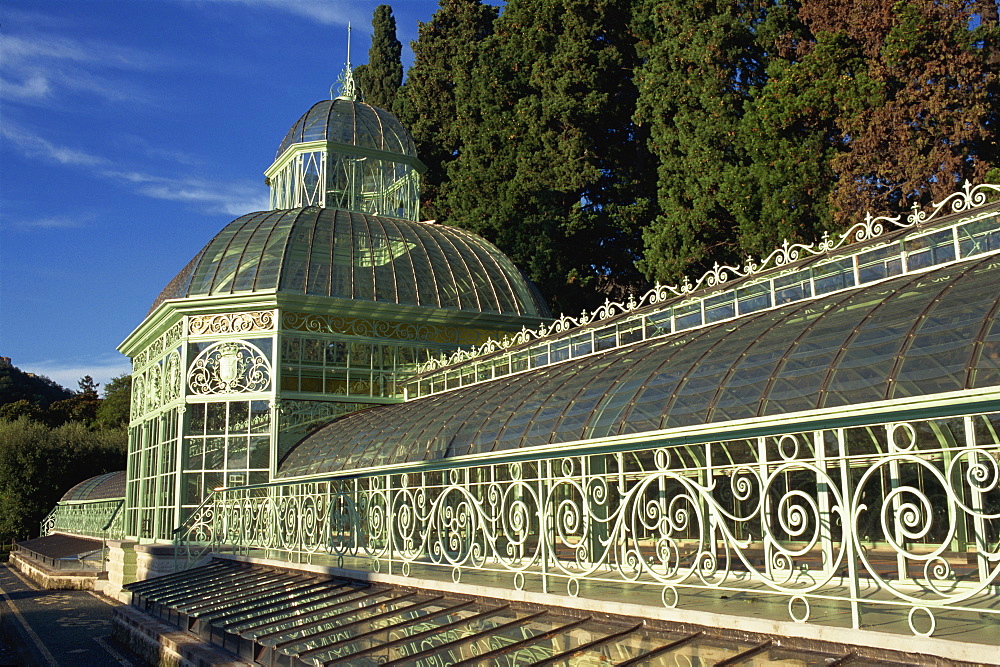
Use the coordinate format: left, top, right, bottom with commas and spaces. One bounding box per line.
265, 58, 425, 220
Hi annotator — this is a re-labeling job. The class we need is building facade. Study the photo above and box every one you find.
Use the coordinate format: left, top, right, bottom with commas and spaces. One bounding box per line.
116, 77, 549, 543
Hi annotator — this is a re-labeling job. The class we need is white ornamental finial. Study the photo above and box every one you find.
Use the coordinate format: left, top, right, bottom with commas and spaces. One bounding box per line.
332, 23, 359, 101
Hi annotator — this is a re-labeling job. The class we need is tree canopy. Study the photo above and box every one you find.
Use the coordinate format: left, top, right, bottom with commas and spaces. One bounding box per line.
355, 5, 403, 110
0, 362, 130, 542
355, 0, 997, 310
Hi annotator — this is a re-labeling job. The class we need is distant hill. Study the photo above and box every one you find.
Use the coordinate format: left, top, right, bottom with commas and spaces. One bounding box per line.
0, 358, 73, 408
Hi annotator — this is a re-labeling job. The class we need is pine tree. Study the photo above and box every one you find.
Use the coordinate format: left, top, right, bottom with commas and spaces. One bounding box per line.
356, 5, 403, 111
395, 0, 498, 222
443, 0, 652, 314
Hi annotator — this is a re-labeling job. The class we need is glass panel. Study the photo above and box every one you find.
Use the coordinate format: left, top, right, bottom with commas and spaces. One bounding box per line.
703, 290, 735, 323
823, 271, 939, 408
812, 256, 853, 295
762, 287, 881, 416
674, 301, 702, 331
713, 301, 822, 422
595, 325, 617, 351
894, 257, 997, 396
857, 243, 902, 284
958, 214, 1000, 257
905, 228, 956, 271
644, 309, 672, 338
661, 315, 771, 429
774, 269, 811, 305
736, 281, 771, 314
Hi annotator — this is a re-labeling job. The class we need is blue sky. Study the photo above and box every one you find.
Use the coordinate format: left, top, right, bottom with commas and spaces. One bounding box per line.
1, 0, 459, 392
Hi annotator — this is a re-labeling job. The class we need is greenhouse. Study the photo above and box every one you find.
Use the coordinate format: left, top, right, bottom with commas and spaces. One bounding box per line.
18, 59, 999, 664
172, 185, 999, 663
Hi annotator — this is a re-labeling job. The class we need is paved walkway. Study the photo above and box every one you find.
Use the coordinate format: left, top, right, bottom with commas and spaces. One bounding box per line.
0, 564, 140, 666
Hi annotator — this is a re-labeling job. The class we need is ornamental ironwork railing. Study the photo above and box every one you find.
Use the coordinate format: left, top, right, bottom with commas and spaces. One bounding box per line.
175, 411, 1000, 641
409, 183, 1000, 399
42, 499, 125, 541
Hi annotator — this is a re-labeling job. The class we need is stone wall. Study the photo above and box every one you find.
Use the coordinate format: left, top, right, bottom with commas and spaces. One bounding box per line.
8, 552, 97, 591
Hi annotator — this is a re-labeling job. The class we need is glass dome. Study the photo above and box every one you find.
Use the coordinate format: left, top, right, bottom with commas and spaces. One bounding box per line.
276, 99, 417, 159
150, 207, 549, 318
60, 471, 126, 502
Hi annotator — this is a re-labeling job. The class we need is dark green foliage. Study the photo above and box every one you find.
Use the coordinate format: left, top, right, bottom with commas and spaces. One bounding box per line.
633, 0, 772, 285
0, 363, 129, 541
729, 5, 853, 259
440, 0, 654, 313
396, 0, 995, 306
395, 0, 498, 222
633, 0, 997, 284
0, 418, 126, 542
356, 5, 403, 110
0, 362, 71, 409
95, 374, 132, 429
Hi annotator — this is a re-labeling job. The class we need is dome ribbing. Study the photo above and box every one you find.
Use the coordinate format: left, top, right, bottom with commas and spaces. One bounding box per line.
149, 208, 549, 318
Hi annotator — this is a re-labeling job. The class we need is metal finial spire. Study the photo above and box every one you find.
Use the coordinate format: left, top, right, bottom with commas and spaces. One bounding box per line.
332, 23, 359, 101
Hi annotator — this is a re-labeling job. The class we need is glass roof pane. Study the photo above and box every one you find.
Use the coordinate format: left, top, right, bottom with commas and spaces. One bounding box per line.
584, 343, 683, 440
280, 248, 997, 476
305, 215, 331, 296
153, 207, 546, 316
377, 218, 417, 304
430, 229, 479, 311
232, 214, 278, 292
656, 312, 775, 430
709, 301, 823, 422
350, 217, 376, 300
252, 210, 296, 291
822, 272, 945, 407
760, 284, 898, 416
895, 256, 999, 395
277, 215, 314, 293
412, 223, 462, 309
186, 225, 240, 296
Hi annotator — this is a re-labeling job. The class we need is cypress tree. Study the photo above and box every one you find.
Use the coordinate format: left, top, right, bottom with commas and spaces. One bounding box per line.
444, 0, 651, 314
633, 0, 770, 285
395, 0, 499, 222
728, 2, 850, 258
356, 5, 403, 110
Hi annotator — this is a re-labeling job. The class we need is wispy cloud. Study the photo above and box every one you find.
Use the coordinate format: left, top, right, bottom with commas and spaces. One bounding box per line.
191, 0, 369, 27
1, 123, 109, 167
21, 355, 133, 393
106, 170, 269, 216
4, 125, 267, 217
1, 32, 165, 106
2, 33, 169, 72
4, 215, 88, 231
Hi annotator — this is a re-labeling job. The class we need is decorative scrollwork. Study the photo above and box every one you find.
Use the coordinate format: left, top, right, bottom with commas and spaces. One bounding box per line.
174, 413, 1000, 640
418, 182, 998, 375
281, 311, 497, 347
132, 320, 185, 372
146, 362, 162, 413
188, 340, 272, 395
188, 311, 275, 336
132, 374, 146, 418
163, 350, 182, 404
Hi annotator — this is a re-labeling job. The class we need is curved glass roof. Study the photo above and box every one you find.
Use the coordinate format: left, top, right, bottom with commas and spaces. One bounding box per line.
60, 471, 126, 502
150, 208, 549, 318
276, 99, 416, 159
280, 255, 1000, 477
